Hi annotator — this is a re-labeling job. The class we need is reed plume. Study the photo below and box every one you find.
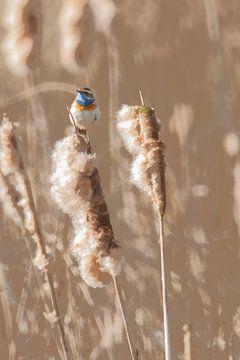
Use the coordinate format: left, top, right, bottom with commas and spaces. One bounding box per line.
117, 101, 170, 360
0, 115, 69, 359
2, 0, 39, 76
58, 0, 94, 74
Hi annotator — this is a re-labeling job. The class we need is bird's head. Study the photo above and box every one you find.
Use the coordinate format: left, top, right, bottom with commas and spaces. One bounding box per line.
75, 87, 96, 106
76, 87, 94, 99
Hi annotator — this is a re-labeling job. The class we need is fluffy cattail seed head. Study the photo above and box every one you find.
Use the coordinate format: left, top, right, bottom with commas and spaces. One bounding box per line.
51, 133, 123, 288
117, 105, 166, 215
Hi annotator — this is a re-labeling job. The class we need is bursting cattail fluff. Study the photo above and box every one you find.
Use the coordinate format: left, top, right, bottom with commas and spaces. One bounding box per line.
117, 105, 166, 215
117, 105, 171, 359
2, 0, 39, 76
0, 172, 21, 227
0, 116, 35, 234
51, 134, 123, 288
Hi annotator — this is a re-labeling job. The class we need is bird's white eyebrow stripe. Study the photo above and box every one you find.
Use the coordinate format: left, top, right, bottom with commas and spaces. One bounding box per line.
79, 89, 93, 95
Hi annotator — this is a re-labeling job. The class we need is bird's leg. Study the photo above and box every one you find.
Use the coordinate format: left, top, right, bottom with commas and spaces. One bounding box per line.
85, 132, 90, 145
76, 127, 91, 147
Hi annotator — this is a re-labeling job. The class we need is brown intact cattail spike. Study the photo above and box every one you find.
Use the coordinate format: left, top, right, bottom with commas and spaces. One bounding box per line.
88, 167, 120, 250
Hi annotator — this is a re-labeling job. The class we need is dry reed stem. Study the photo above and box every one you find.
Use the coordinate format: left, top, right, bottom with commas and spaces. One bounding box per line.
0, 116, 69, 360
2, 82, 76, 108
183, 324, 191, 360
158, 213, 171, 360
112, 276, 136, 360
0, 261, 16, 359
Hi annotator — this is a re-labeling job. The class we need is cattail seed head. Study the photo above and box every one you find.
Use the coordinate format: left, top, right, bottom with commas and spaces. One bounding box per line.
117, 105, 166, 215
0, 172, 22, 226
51, 133, 123, 288
0, 115, 36, 234
0, 115, 18, 176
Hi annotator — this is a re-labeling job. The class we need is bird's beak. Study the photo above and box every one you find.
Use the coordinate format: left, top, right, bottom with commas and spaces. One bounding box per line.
76, 89, 81, 93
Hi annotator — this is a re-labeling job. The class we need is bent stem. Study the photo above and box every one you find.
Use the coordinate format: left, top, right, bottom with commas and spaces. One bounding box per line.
3, 81, 76, 107
112, 276, 136, 360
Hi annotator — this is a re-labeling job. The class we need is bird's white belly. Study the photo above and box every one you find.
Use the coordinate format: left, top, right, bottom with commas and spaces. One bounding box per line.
70, 104, 101, 128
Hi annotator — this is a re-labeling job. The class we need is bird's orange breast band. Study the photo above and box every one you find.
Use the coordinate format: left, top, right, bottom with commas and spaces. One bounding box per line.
75, 103, 97, 111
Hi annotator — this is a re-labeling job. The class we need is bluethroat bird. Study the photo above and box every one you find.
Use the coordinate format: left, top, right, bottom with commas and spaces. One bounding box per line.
69, 87, 101, 129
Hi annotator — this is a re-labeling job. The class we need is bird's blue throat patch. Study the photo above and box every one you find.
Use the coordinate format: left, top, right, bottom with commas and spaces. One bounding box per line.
76, 92, 95, 107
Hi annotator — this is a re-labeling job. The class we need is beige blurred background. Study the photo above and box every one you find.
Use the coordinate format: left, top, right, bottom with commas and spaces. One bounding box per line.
1, 0, 240, 359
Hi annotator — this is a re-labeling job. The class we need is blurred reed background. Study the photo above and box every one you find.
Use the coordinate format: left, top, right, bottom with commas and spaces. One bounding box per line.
0, 0, 240, 359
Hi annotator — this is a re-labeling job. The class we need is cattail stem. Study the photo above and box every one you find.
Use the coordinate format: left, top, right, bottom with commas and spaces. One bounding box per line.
112, 276, 136, 360
158, 214, 171, 360
46, 274, 69, 359
139, 90, 145, 107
